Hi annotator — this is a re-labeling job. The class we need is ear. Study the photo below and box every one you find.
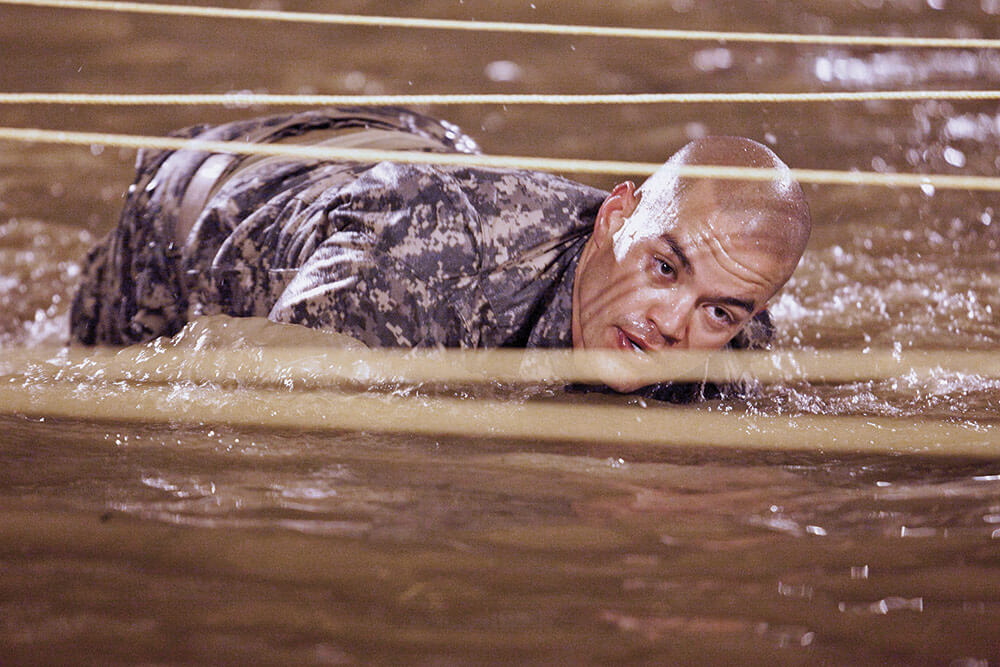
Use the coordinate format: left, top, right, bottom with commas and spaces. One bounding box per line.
593, 181, 640, 247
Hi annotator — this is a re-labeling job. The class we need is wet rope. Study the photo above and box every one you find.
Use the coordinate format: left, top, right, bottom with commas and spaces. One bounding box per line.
4, 346, 998, 456
4, 0, 1000, 50
4, 90, 1000, 106
0, 376, 995, 458
3, 346, 999, 388
0, 124, 996, 189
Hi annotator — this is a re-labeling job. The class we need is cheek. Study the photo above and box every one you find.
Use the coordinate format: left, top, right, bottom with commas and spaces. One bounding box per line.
688, 319, 742, 350
581, 268, 647, 322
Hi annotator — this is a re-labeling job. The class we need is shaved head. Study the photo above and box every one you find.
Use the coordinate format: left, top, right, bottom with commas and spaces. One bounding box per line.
631, 136, 811, 286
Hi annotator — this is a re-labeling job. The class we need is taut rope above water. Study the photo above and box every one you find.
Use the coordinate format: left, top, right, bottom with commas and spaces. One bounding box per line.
4, 90, 1000, 106
0, 125, 997, 189
5, 0, 1000, 49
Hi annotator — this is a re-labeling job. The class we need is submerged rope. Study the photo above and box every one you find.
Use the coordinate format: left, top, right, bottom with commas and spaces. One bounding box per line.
4, 90, 1000, 106
5, 0, 1000, 50
0, 124, 997, 189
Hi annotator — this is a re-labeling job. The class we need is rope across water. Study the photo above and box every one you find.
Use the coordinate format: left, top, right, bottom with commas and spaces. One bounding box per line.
5, 0, 1000, 49
4, 90, 1000, 106
0, 125, 996, 189
2, 346, 998, 457
3, 346, 998, 387
2, 380, 996, 457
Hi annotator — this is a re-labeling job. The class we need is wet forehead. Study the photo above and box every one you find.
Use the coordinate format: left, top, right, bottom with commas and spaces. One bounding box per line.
623, 179, 730, 245
644, 179, 790, 255
623, 181, 795, 294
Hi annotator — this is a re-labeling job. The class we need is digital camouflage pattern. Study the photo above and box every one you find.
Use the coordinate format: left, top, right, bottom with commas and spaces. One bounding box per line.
70, 107, 606, 349
70, 107, 772, 400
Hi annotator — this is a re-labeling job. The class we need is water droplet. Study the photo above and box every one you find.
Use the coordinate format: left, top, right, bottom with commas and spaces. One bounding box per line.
943, 146, 966, 167
484, 60, 523, 83
814, 57, 833, 82
692, 47, 732, 72
342, 71, 366, 91
684, 122, 707, 139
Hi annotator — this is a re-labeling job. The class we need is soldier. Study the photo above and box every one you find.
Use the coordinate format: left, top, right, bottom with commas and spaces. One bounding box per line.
70, 107, 810, 400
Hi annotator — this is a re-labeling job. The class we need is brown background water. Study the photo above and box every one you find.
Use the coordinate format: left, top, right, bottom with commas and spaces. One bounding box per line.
1, 0, 1000, 663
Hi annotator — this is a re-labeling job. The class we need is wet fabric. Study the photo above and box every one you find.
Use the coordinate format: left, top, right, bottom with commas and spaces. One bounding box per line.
70, 108, 604, 349
69, 107, 772, 400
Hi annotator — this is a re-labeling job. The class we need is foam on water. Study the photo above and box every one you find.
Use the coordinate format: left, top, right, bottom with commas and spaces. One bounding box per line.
3, 1, 1000, 662
0, 220, 93, 348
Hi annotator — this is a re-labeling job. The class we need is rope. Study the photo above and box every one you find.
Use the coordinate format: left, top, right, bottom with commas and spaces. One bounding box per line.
4, 346, 998, 456
3, 346, 1000, 388
5, 0, 1000, 50
1, 378, 995, 457
0, 124, 997, 189
5, 90, 1000, 106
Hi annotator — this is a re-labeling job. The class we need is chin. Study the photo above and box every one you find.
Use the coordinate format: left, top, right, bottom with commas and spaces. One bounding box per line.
601, 377, 645, 393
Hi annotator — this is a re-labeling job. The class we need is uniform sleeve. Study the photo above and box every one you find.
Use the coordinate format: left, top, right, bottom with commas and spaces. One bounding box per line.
267, 162, 487, 347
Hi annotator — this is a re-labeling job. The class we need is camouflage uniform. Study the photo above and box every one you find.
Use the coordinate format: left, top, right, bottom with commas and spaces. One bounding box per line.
71, 107, 771, 398
71, 107, 606, 349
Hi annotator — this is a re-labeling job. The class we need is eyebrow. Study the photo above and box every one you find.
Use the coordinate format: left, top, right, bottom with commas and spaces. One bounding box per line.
714, 295, 756, 315
660, 234, 756, 314
661, 234, 692, 272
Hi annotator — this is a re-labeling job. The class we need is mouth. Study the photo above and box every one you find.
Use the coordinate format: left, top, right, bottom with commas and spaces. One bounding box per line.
616, 328, 645, 353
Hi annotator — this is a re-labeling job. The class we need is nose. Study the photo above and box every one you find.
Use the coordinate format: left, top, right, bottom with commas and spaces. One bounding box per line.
647, 294, 694, 348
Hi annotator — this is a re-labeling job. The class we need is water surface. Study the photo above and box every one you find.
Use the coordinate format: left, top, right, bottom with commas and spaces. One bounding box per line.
1, 1, 999, 663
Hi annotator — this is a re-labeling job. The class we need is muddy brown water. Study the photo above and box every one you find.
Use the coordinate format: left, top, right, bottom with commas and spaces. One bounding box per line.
1, 1, 1000, 663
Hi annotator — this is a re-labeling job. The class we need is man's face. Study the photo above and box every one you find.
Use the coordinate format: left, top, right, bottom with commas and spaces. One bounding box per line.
572, 181, 794, 392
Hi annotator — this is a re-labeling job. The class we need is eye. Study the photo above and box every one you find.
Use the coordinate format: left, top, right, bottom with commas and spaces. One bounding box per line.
708, 305, 735, 326
654, 258, 675, 278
